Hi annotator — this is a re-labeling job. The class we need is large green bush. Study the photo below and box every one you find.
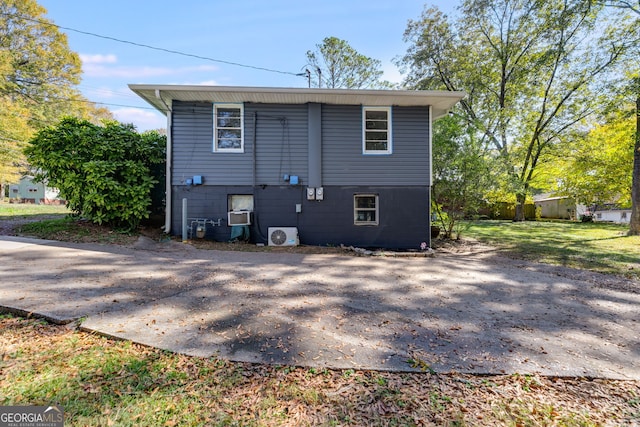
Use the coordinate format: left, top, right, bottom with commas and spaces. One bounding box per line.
25, 117, 166, 230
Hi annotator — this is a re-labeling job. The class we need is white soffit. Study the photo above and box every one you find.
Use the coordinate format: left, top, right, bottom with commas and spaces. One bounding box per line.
129, 84, 466, 119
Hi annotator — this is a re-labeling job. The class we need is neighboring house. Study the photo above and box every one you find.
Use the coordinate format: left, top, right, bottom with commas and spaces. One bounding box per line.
130, 85, 465, 249
592, 205, 632, 224
8, 176, 62, 204
533, 194, 587, 220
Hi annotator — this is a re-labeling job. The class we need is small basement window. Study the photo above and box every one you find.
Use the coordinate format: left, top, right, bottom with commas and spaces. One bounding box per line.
214, 103, 244, 153
362, 106, 392, 154
354, 194, 378, 225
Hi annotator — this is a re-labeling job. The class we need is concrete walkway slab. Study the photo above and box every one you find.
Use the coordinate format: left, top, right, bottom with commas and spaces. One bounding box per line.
1, 236, 638, 379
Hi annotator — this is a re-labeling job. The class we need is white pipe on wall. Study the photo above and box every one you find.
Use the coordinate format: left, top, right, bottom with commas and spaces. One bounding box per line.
155, 89, 172, 234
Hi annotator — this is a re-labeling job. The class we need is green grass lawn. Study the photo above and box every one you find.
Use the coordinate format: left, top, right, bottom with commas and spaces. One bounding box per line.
463, 220, 640, 279
0, 202, 69, 218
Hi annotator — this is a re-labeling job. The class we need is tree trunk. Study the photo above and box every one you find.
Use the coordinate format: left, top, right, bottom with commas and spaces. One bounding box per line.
514, 192, 527, 222
630, 94, 640, 235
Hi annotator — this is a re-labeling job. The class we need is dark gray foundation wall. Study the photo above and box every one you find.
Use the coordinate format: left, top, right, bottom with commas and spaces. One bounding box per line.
171, 185, 431, 249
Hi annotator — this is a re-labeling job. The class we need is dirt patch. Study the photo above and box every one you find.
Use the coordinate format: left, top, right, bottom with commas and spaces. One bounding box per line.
431, 237, 496, 254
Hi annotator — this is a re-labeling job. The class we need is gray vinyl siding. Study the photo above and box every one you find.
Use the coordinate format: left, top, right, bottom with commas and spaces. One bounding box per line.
249, 103, 308, 185
322, 105, 431, 186
171, 101, 211, 185
172, 101, 253, 185
173, 101, 430, 188
171, 101, 307, 186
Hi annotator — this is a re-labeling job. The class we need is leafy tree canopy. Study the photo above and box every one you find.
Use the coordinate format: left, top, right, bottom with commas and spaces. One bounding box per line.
432, 112, 492, 238
305, 36, 392, 89
541, 111, 634, 208
399, 0, 639, 220
0, 0, 80, 102
0, 0, 113, 187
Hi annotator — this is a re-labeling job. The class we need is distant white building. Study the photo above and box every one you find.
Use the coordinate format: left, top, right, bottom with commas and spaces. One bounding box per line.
592, 206, 632, 224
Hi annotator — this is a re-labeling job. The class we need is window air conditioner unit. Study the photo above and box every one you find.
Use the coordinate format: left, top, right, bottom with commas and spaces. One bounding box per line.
228, 211, 251, 226
268, 227, 299, 247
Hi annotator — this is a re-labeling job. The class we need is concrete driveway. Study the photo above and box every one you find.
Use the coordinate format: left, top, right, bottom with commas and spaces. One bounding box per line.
1, 236, 638, 379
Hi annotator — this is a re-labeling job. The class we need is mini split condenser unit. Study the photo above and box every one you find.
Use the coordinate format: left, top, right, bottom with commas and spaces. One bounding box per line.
227, 211, 251, 226
268, 227, 299, 246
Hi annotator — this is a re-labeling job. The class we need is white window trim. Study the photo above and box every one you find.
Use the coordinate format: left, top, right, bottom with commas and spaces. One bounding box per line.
362, 106, 392, 155
354, 194, 379, 226
213, 103, 244, 153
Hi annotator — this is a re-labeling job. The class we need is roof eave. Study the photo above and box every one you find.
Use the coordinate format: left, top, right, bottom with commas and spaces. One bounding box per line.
129, 84, 466, 118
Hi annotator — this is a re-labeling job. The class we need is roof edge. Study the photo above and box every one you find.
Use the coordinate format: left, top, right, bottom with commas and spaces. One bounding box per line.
129, 84, 466, 98
129, 84, 466, 117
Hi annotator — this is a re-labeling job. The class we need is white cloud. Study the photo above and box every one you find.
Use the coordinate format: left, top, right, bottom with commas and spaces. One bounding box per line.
112, 107, 166, 131
80, 54, 118, 64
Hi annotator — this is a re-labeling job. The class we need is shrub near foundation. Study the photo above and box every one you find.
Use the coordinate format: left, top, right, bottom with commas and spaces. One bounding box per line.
25, 118, 165, 230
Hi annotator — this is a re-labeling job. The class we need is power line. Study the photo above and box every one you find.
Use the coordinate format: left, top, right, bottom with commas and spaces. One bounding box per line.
77, 84, 144, 101
52, 97, 158, 111
31, 93, 157, 111
1, 12, 302, 77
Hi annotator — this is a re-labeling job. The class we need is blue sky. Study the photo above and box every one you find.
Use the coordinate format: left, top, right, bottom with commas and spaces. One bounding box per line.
38, 1, 458, 131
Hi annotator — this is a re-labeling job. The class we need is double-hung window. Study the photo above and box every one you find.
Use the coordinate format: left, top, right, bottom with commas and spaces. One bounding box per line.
214, 103, 244, 153
354, 194, 379, 226
362, 106, 392, 154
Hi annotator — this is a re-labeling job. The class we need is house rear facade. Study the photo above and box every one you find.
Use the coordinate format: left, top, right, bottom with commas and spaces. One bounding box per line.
130, 85, 464, 249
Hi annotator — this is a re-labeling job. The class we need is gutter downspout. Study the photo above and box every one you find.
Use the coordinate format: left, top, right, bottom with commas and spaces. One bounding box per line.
252, 112, 257, 187
428, 105, 433, 186
156, 89, 172, 234
428, 105, 433, 248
